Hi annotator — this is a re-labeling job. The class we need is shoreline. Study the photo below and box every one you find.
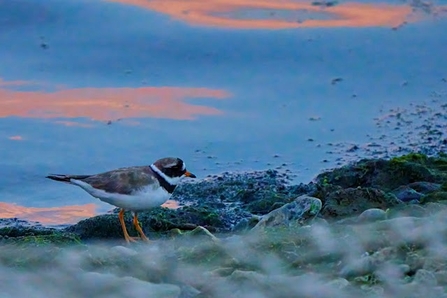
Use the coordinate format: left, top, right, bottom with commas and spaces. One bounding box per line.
2, 151, 446, 238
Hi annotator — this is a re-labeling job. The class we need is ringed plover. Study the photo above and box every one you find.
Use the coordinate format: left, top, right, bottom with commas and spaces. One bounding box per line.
46, 157, 196, 243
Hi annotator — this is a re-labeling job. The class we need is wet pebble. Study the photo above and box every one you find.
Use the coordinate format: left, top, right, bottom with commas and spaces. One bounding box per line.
408, 182, 441, 194
357, 208, 387, 223
325, 278, 350, 289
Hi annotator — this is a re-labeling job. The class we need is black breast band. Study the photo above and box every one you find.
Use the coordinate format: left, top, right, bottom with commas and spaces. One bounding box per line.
152, 168, 176, 194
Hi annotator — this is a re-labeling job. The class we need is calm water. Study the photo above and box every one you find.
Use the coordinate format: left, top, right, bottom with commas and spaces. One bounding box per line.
1, 0, 446, 224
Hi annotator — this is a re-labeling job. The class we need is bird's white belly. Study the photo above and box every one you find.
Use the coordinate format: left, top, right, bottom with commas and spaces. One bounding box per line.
72, 180, 171, 211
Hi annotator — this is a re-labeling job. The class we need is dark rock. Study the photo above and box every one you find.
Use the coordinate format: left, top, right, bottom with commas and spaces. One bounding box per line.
173, 170, 314, 228
421, 191, 447, 204
65, 213, 130, 240
316, 153, 447, 192
321, 187, 402, 219
244, 192, 288, 214
66, 206, 225, 240
391, 185, 424, 202
408, 182, 442, 194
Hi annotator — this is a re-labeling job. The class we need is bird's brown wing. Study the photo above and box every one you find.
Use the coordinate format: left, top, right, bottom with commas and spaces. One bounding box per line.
80, 166, 158, 195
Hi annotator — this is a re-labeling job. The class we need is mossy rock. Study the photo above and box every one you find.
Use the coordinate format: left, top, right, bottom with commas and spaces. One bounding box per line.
0, 219, 57, 238
0, 233, 83, 247
65, 214, 127, 240
320, 187, 402, 219
66, 206, 226, 241
420, 191, 447, 204
316, 153, 447, 192
175, 206, 222, 228
407, 182, 442, 194
244, 192, 290, 215
139, 205, 224, 232
0, 226, 55, 238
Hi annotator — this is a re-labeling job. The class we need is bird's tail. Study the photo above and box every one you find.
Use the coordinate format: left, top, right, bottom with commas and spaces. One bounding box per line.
46, 174, 91, 182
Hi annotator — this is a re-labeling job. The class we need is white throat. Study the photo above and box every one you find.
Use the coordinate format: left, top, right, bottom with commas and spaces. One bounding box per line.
150, 164, 182, 185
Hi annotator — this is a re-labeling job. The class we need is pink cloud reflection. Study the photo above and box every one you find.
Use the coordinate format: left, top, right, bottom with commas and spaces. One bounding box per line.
0, 79, 231, 121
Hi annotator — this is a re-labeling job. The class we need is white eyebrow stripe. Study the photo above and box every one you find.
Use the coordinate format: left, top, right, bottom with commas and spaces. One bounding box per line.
182, 162, 186, 171
165, 162, 177, 168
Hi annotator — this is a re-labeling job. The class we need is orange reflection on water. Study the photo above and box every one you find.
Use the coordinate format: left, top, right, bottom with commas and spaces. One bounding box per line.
107, 0, 417, 29
0, 202, 97, 225
0, 79, 230, 121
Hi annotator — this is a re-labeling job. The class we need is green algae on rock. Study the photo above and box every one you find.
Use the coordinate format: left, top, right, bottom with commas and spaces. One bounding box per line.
316, 153, 447, 192
0, 218, 56, 238
320, 187, 402, 219
420, 191, 447, 204
0, 233, 82, 247
66, 205, 226, 241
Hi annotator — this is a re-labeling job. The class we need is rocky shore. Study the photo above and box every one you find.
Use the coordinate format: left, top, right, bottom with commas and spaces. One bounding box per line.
1, 152, 447, 297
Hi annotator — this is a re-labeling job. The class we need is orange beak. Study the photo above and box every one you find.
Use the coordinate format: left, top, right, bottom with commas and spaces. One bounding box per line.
184, 171, 196, 178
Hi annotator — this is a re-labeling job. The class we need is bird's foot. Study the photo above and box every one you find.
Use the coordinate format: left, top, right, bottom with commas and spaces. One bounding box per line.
124, 235, 139, 243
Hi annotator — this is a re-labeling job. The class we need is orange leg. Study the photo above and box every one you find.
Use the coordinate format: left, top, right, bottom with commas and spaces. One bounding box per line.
118, 209, 137, 243
133, 212, 149, 242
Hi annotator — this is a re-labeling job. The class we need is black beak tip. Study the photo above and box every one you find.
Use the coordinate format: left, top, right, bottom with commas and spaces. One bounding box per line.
190, 173, 197, 178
